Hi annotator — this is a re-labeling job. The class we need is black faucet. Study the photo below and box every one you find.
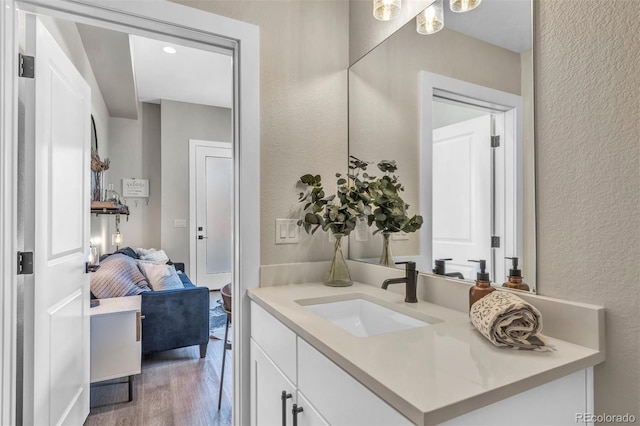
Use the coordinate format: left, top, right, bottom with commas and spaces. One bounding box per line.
432, 258, 465, 279
381, 261, 418, 303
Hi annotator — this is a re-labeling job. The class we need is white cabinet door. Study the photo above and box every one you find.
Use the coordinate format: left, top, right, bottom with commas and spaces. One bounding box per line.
90, 310, 141, 383
251, 339, 296, 426
295, 391, 329, 426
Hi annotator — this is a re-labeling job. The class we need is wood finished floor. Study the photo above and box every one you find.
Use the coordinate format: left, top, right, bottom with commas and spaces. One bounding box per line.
85, 291, 232, 426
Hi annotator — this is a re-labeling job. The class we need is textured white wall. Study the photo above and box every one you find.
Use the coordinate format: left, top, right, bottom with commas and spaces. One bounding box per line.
535, 0, 640, 417
172, 0, 350, 265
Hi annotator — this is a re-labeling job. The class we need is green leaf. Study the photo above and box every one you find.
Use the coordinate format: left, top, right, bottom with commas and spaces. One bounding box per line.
337, 178, 346, 185
305, 212, 319, 224
375, 213, 387, 222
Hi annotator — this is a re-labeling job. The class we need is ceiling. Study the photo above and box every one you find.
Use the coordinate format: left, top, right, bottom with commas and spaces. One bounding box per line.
78, 1, 529, 118
78, 27, 233, 118
130, 35, 233, 108
444, 0, 532, 53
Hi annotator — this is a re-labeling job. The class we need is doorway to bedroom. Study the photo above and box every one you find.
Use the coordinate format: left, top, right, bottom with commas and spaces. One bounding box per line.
11, 3, 249, 425
77, 22, 237, 425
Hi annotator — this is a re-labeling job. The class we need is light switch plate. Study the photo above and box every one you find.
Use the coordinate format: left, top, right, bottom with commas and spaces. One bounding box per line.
174, 219, 187, 228
275, 219, 300, 244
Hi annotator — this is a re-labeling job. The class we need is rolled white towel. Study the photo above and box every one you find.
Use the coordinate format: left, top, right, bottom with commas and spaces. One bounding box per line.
470, 291, 555, 352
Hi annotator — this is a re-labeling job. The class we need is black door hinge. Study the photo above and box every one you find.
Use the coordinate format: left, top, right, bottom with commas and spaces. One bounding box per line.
19, 54, 34, 78
17, 251, 34, 275
491, 135, 500, 148
491, 236, 500, 248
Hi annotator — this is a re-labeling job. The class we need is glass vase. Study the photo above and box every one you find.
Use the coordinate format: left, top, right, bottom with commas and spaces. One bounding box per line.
323, 233, 352, 287
379, 232, 395, 267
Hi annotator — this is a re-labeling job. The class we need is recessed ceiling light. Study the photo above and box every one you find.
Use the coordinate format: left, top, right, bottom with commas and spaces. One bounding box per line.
163, 46, 177, 54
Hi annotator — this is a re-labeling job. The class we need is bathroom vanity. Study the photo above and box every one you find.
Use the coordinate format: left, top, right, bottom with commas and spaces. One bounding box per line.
249, 265, 604, 425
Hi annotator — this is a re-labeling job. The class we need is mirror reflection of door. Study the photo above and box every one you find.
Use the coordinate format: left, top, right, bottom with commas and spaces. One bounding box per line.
432, 99, 509, 283
191, 140, 233, 290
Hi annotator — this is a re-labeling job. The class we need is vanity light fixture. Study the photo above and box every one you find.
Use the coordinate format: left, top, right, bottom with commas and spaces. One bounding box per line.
416, 0, 444, 35
162, 46, 177, 54
373, 0, 401, 21
450, 0, 481, 13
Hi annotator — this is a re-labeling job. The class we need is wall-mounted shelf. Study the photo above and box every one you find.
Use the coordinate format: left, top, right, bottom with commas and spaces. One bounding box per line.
91, 201, 130, 217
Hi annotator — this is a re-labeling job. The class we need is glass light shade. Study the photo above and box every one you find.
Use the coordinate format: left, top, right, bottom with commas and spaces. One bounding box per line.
111, 232, 122, 247
373, 0, 401, 21
417, 0, 444, 35
450, 0, 481, 13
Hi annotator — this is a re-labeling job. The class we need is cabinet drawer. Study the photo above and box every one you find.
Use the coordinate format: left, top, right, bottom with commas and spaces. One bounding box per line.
251, 301, 297, 384
90, 310, 140, 382
298, 338, 411, 426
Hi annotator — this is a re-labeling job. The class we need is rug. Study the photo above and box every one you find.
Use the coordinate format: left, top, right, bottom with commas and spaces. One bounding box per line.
209, 301, 228, 339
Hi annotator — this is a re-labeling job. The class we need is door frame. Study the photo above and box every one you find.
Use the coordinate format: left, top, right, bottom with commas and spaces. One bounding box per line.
420, 71, 523, 279
188, 139, 233, 286
0, 1, 259, 425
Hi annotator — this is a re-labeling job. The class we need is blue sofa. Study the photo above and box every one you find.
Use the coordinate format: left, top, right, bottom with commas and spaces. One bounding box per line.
141, 263, 210, 358
91, 249, 210, 358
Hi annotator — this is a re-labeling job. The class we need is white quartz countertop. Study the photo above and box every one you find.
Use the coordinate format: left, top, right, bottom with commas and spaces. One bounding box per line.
248, 282, 604, 425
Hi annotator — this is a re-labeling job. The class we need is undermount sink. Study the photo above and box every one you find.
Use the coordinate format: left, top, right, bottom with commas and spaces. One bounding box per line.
299, 295, 439, 337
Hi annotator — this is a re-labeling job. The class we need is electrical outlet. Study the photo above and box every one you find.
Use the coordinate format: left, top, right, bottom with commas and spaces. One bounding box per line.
174, 219, 187, 228
275, 219, 300, 244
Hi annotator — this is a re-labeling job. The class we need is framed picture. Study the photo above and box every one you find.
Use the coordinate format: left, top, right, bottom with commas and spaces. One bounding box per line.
122, 178, 149, 197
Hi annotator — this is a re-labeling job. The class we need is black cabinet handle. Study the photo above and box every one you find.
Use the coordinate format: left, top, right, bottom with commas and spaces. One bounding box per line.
292, 404, 303, 426
281, 391, 292, 426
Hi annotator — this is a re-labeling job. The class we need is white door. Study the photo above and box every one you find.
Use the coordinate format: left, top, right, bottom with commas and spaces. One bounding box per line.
21, 16, 91, 426
432, 115, 492, 280
191, 141, 233, 290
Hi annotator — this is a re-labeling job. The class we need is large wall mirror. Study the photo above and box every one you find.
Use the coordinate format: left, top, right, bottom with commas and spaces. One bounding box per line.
348, 0, 536, 292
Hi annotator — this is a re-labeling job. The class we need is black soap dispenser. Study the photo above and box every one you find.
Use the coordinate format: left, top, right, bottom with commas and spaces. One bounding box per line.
502, 257, 530, 291
468, 259, 495, 310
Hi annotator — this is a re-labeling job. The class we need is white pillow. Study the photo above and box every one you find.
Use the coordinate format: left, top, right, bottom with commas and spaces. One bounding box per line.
137, 262, 183, 291
136, 247, 157, 257
138, 248, 170, 263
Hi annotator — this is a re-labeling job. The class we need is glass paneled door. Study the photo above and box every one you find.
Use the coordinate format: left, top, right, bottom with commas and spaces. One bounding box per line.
191, 141, 233, 290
